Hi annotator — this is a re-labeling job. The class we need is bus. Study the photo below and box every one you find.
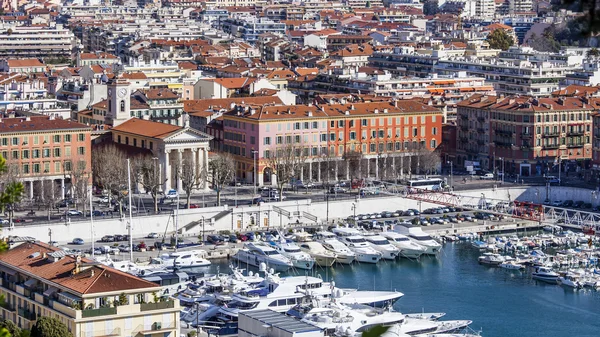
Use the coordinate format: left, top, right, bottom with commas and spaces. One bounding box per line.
405, 178, 444, 191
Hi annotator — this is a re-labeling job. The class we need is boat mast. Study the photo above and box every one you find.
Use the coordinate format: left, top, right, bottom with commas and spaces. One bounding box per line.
127, 158, 134, 262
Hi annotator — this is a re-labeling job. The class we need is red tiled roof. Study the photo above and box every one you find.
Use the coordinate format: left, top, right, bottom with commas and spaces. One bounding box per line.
112, 118, 182, 139
6, 59, 45, 68
208, 77, 256, 89
0, 116, 90, 134
122, 72, 147, 80
0, 242, 158, 295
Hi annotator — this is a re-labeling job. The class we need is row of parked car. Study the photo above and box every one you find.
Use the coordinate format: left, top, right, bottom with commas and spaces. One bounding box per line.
548, 199, 596, 210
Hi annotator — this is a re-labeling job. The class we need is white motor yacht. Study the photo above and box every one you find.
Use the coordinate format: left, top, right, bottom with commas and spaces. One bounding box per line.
297, 241, 337, 267
141, 271, 203, 296
314, 231, 355, 264
393, 225, 441, 255
478, 253, 505, 266
268, 241, 315, 270
152, 250, 211, 269
365, 235, 400, 260
499, 260, 525, 270
381, 232, 427, 259
532, 266, 560, 283
337, 235, 382, 264
558, 272, 583, 288
232, 243, 293, 272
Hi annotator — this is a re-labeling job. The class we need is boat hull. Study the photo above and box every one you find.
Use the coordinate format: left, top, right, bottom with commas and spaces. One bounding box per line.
312, 254, 336, 267
355, 252, 381, 263
232, 251, 291, 272
291, 259, 315, 270
334, 254, 355, 264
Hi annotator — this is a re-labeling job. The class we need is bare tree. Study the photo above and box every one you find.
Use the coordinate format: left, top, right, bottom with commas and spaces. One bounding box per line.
91, 144, 128, 216
415, 146, 441, 177
68, 158, 91, 216
33, 181, 62, 221
209, 153, 234, 206
266, 143, 307, 200
177, 155, 207, 209
132, 155, 166, 213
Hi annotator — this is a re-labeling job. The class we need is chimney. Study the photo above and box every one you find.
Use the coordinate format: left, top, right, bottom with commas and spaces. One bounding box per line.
307, 111, 313, 117
351, 104, 355, 110
250, 109, 256, 115
374, 109, 379, 114
345, 111, 350, 115
383, 108, 388, 114
25, 116, 31, 121
90, 270, 95, 277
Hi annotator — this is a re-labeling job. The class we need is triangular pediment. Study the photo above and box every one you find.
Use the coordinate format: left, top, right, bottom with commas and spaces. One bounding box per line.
163, 127, 213, 143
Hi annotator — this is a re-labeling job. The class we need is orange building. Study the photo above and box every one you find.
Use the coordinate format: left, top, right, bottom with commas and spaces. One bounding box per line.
0, 116, 92, 200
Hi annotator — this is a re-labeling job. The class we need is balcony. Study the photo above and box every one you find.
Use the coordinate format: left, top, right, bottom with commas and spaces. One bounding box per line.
494, 140, 512, 147
543, 144, 560, 149
477, 116, 485, 122
16, 284, 25, 296
0, 302, 15, 312
81, 306, 117, 318
521, 132, 533, 138
567, 130, 585, 136
495, 130, 513, 136
477, 128, 486, 134
542, 132, 560, 138
134, 322, 177, 335
140, 300, 175, 312
80, 328, 121, 337
567, 143, 583, 148
18, 307, 37, 321
49, 300, 78, 319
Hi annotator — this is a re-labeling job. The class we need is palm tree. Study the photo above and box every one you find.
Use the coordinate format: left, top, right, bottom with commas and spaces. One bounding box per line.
0, 155, 24, 227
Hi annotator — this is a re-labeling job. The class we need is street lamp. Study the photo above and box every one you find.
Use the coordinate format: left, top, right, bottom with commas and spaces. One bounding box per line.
351, 202, 356, 224
152, 157, 159, 213
252, 150, 258, 201
500, 157, 504, 184
48, 228, 52, 246
200, 215, 205, 244
447, 160, 453, 191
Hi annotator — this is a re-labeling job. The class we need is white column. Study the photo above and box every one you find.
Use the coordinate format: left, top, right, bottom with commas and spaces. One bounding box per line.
375, 156, 379, 179
367, 158, 370, 177
29, 181, 34, 199
317, 161, 321, 182
300, 165, 304, 181
203, 148, 209, 190
191, 148, 198, 191
384, 157, 388, 179
359, 159, 362, 178
392, 156, 396, 180
400, 155, 404, 179
164, 149, 171, 191
334, 161, 339, 181
346, 161, 350, 180
309, 161, 313, 182
51, 180, 55, 199
177, 149, 183, 193
40, 180, 44, 201
61, 179, 65, 199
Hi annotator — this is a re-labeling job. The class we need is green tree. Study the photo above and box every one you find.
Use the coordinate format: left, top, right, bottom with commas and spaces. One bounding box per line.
0, 328, 10, 337
0, 155, 24, 228
588, 47, 600, 57
486, 29, 514, 50
31, 317, 72, 337
0, 320, 19, 337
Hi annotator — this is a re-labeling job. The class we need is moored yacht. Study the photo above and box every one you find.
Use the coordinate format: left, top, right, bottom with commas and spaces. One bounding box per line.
393, 225, 441, 255
152, 250, 211, 269
558, 272, 583, 288
365, 235, 400, 260
232, 242, 293, 272
268, 241, 316, 270
380, 232, 427, 259
314, 231, 355, 264
478, 253, 505, 266
532, 266, 560, 283
337, 235, 382, 264
297, 241, 337, 267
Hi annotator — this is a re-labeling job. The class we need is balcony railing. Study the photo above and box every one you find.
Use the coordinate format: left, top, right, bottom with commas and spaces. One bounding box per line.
567, 143, 583, 148
495, 130, 513, 136
567, 130, 585, 136
80, 328, 121, 337
140, 300, 175, 312
81, 306, 117, 318
542, 132, 560, 138
521, 132, 533, 138
0, 302, 15, 312
18, 307, 37, 321
543, 144, 560, 149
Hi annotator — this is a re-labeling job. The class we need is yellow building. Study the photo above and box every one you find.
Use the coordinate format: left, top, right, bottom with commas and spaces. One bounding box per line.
0, 241, 180, 337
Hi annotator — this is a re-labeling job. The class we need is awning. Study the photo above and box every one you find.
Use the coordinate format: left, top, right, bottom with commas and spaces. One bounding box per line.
0, 265, 17, 276
23, 278, 37, 288
428, 89, 444, 94
43, 287, 57, 297
459, 87, 474, 92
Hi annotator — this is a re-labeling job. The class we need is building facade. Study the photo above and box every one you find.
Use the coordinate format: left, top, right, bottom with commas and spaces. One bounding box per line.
0, 116, 92, 201
0, 24, 76, 59
0, 241, 180, 336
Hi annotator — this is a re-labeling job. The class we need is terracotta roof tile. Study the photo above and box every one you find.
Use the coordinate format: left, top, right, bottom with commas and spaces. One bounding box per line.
0, 116, 90, 134
0, 242, 158, 295
184, 97, 284, 114
122, 72, 147, 80
141, 88, 179, 100
6, 59, 45, 68
208, 77, 256, 89
112, 118, 182, 139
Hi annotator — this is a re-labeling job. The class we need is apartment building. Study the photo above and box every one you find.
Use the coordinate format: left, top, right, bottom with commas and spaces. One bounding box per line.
457, 95, 594, 176
0, 74, 71, 119
0, 116, 91, 200
222, 17, 286, 43
221, 99, 442, 184
0, 241, 180, 336
0, 59, 46, 74
76, 52, 120, 67
0, 24, 76, 59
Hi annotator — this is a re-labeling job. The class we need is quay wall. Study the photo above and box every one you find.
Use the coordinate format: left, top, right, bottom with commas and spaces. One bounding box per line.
5, 186, 593, 243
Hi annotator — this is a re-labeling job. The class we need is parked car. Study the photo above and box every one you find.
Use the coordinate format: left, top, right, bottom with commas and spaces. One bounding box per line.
114, 235, 125, 241
165, 189, 178, 200
56, 199, 74, 208
98, 196, 110, 204
147, 232, 159, 239
480, 173, 494, 180
92, 210, 106, 217
66, 209, 83, 216
72, 238, 84, 245
229, 234, 238, 243
562, 200, 574, 208
552, 200, 563, 207
573, 200, 585, 208
546, 176, 560, 184
100, 235, 115, 242
118, 245, 130, 252
207, 235, 225, 245
328, 186, 347, 194
184, 203, 200, 209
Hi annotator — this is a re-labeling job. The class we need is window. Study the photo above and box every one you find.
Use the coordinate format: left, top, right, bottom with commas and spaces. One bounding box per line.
11, 137, 18, 146
286, 135, 292, 144
78, 134, 85, 141
312, 121, 318, 129
421, 126, 425, 136
421, 116, 425, 123
53, 135, 60, 143
378, 130, 384, 138
266, 124, 270, 132
362, 119, 368, 126
295, 135, 301, 143
295, 122, 301, 130
22, 164, 29, 174
431, 139, 437, 148
77, 147, 85, 155
350, 132, 356, 140
44, 162, 50, 173
53, 148, 61, 157
320, 134, 327, 142
55, 162, 61, 173
362, 144, 367, 153
22, 150, 29, 159
250, 136, 255, 145
117, 135, 121, 143
432, 115, 436, 122
64, 134, 71, 142
330, 121, 334, 128
43, 149, 50, 158
330, 133, 335, 141
370, 144, 376, 152
395, 142, 401, 150
304, 122, 309, 129
150, 142, 153, 150
133, 139, 137, 147
387, 143, 392, 151
33, 163, 40, 174
276, 136, 283, 144
312, 147, 318, 156
264, 137, 271, 145
264, 150, 270, 158
65, 147, 71, 157
125, 137, 129, 145
413, 128, 418, 137
11, 151, 18, 160
120, 100, 125, 112
64, 161, 72, 171
338, 120, 345, 127
432, 127, 437, 135
338, 132, 343, 140
141, 140, 145, 148
33, 149, 40, 158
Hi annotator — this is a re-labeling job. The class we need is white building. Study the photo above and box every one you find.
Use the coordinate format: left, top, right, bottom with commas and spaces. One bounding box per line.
0, 23, 76, 58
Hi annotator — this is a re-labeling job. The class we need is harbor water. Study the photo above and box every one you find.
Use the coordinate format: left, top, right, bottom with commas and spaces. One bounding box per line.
202, 241, 600, 337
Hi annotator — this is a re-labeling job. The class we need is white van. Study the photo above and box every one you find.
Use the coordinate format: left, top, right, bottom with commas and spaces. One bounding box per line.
480, 173, 494, 180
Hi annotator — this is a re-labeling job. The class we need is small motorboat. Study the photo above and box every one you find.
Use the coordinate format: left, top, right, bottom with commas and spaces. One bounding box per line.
499, 260, 525, 270
405, 312, 446, 321
558, 272, 583, 289
478, 253, 504, 266
532, 266, 559, 283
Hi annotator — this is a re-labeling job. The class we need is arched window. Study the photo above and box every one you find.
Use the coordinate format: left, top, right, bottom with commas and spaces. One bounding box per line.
120, 100, 125, 112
